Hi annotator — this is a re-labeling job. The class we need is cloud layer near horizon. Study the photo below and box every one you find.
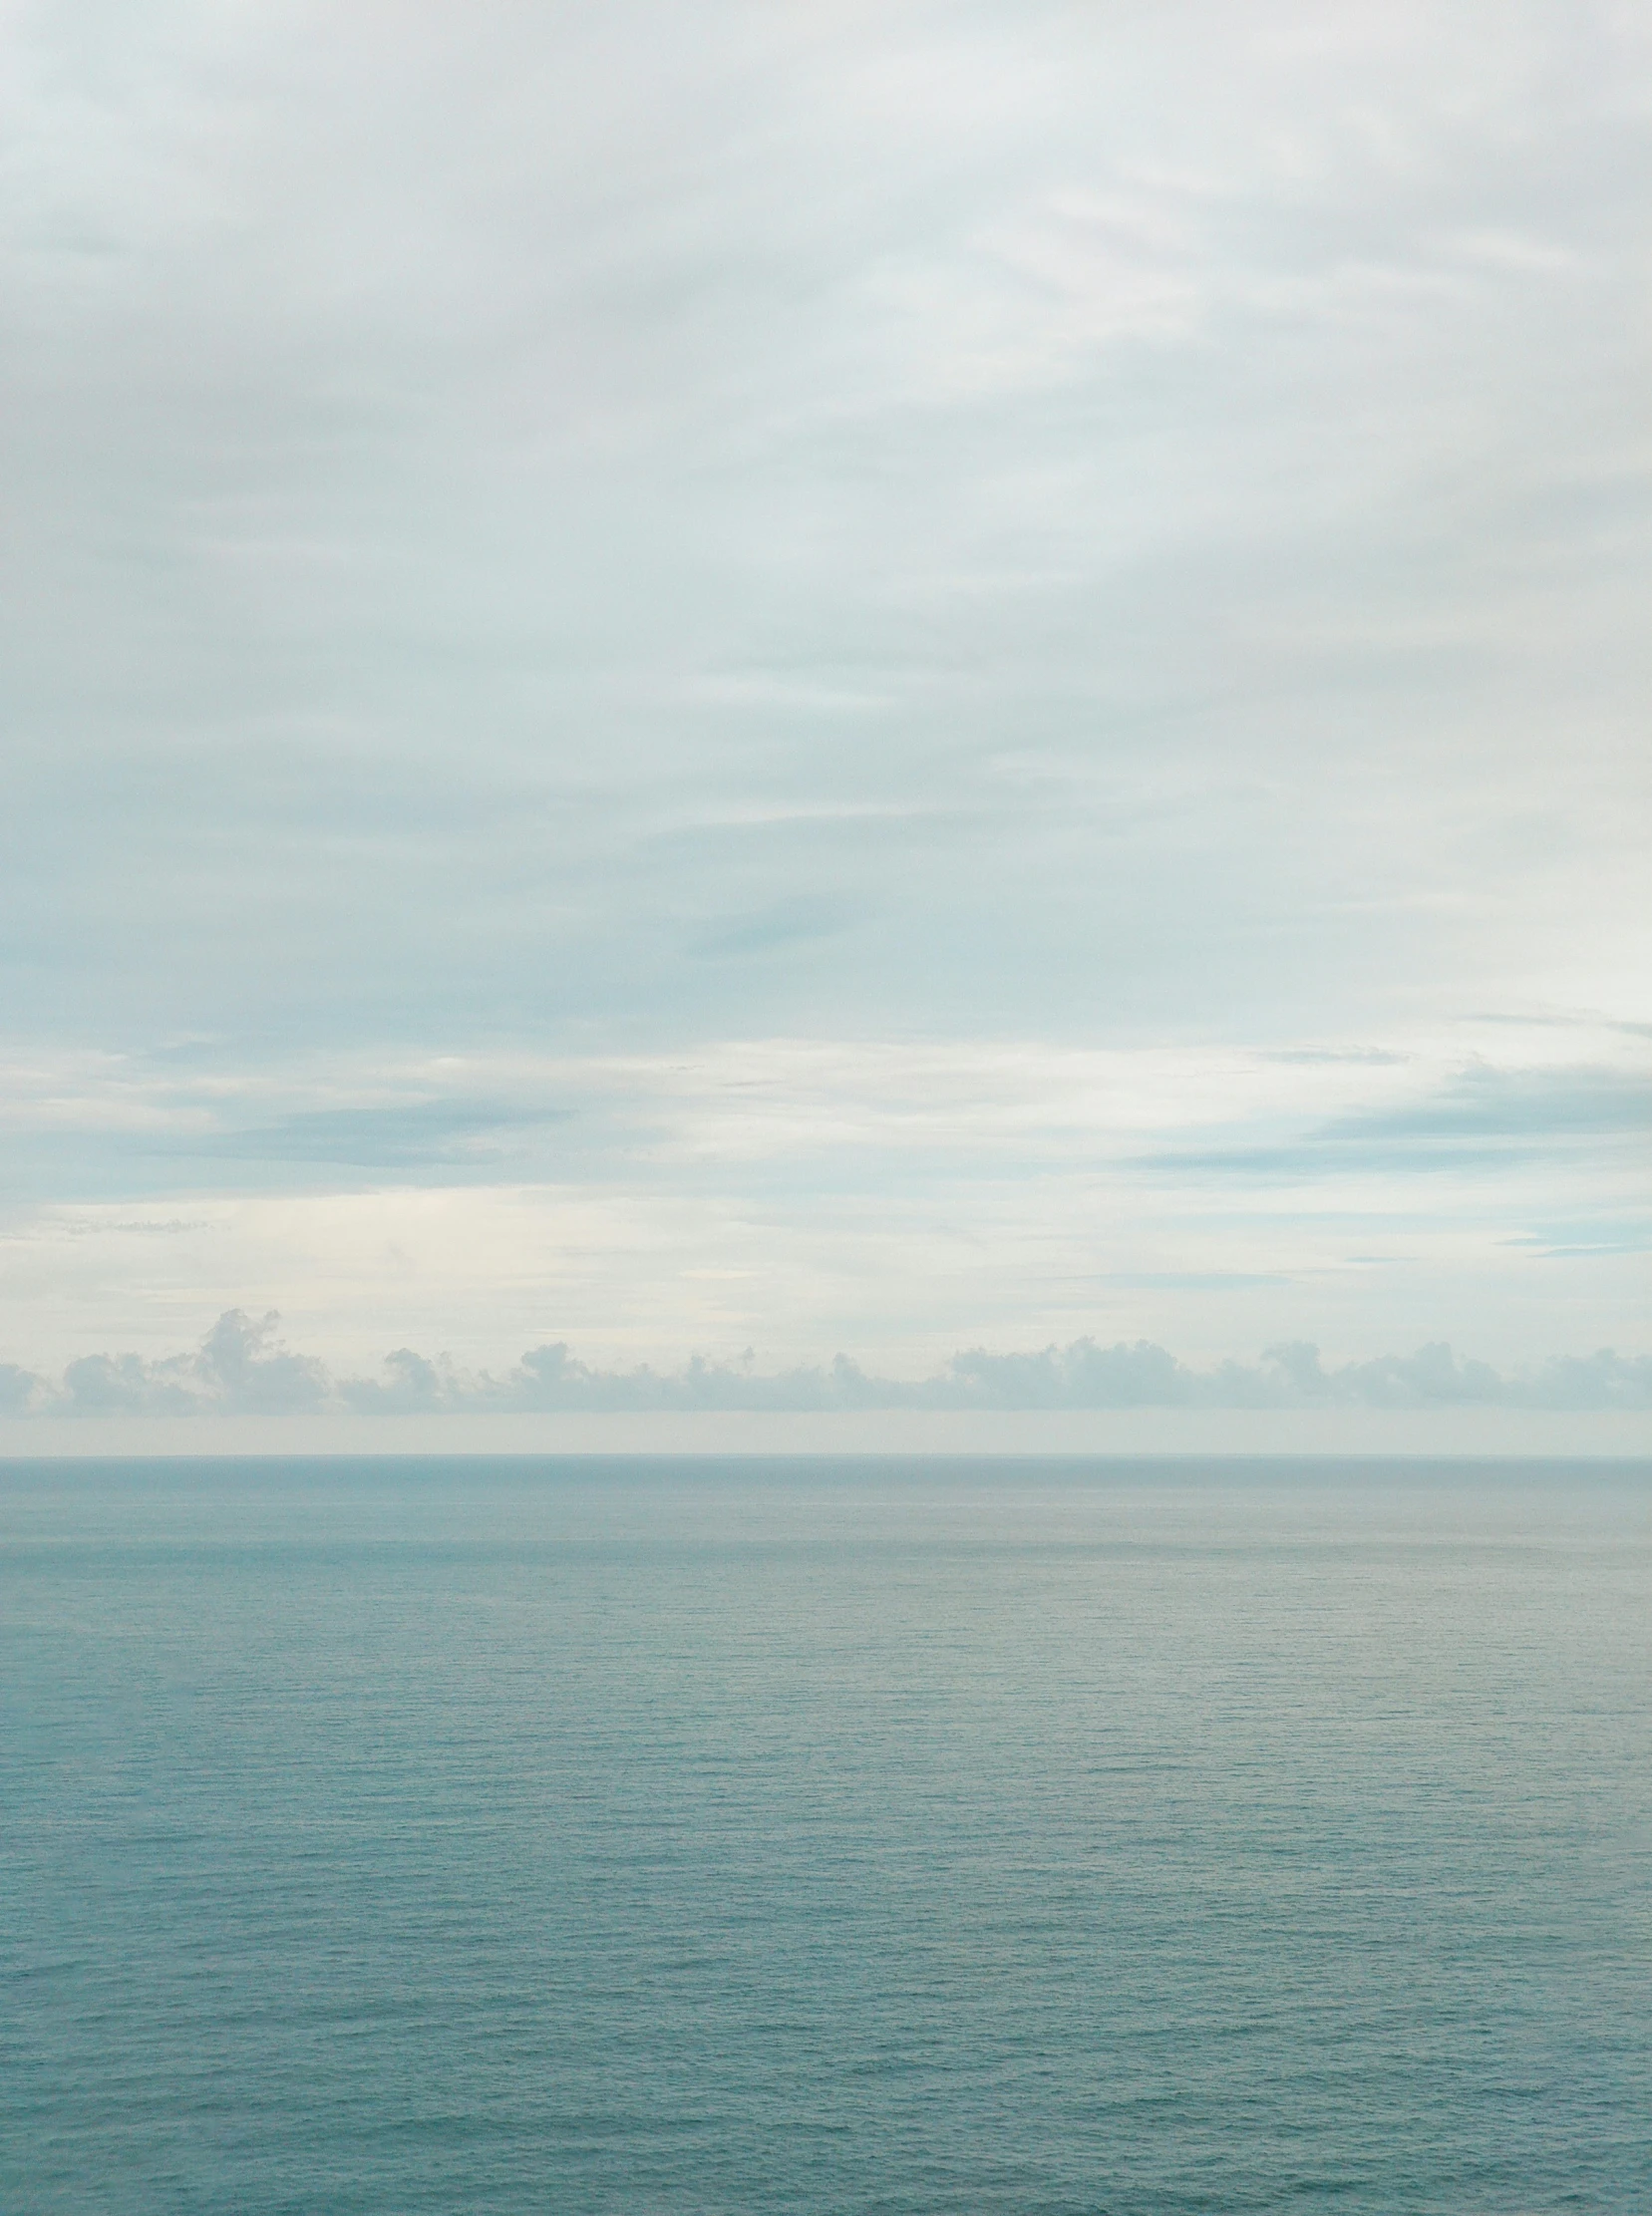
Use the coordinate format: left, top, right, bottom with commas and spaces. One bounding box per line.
6, 1310, 1648, 1422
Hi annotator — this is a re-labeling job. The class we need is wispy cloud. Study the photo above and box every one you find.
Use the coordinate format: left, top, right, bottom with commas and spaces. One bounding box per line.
1, 5, 1647, 1385
0, 1022, 1644, 1387
1151, 1064, 1652, 1181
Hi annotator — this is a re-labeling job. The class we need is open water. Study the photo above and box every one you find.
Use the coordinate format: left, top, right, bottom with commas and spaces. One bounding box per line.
3, 1455, 1649, 2213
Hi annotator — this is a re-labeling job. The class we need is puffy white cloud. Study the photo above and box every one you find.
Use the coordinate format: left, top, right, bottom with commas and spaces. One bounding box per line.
54, 1309, 327, 1417
0, 1363, 44, 1416
21, 1312, 1652, 1418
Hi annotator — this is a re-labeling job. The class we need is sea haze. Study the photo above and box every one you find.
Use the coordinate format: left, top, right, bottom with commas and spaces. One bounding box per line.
4, 1456, 1649, 2214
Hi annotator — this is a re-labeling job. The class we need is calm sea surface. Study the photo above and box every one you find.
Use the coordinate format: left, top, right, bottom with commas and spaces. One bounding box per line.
3, 1456, 1649, 2213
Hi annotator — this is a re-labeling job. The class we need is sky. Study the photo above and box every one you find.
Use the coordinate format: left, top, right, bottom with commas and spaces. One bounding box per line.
2, 0, 1649, 1438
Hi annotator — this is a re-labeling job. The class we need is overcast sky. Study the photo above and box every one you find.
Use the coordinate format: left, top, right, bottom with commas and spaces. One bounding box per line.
2, 0, 1648, 1420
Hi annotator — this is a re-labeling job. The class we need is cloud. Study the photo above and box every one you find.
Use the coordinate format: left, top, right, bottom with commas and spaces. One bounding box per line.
1, 1028, 1644, 1392
0, 7, 1646, 1379
53, 1310, 328, 1418
192, 1307, 331, 1413
14, 1312, 1650, 1419
1151, 1063, 1652, 1182
194, 1102, 572, 1172
338, 1346, 451, 1416
0, 1362, 44, 1416
4, 0, 1649, 1066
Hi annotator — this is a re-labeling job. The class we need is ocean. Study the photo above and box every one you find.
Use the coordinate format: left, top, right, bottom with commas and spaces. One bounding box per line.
3, 1455, 1648, 2213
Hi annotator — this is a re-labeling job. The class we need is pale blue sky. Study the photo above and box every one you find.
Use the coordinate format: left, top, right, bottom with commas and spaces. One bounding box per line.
1, 1, 1648, 1427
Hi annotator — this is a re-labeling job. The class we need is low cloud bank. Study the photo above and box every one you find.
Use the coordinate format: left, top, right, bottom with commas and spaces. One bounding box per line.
3, 1311, 1650, 1419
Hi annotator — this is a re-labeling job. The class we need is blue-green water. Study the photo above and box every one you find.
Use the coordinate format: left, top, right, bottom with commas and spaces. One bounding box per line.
3, 1456, 1649, 2213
